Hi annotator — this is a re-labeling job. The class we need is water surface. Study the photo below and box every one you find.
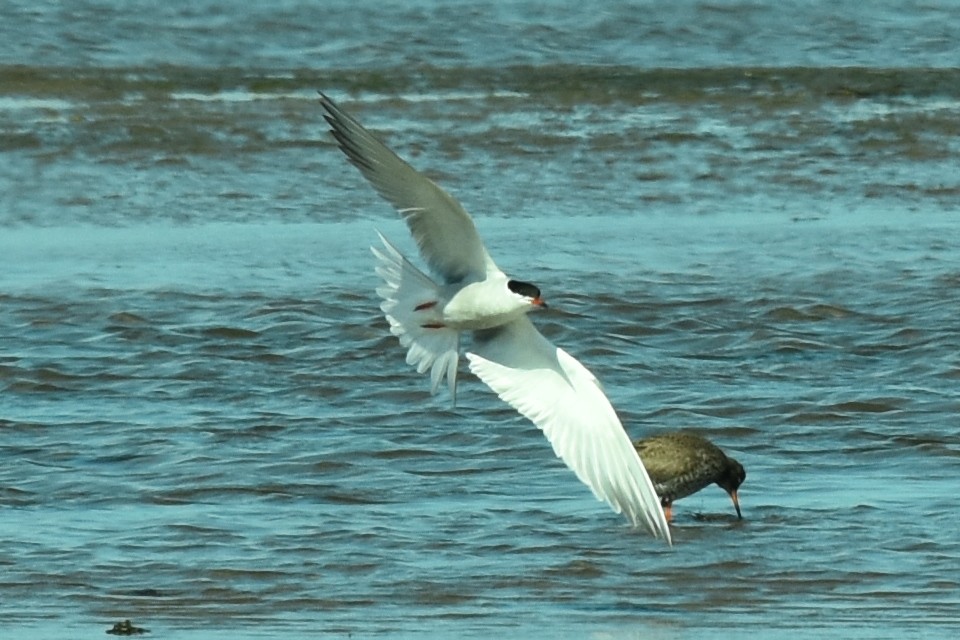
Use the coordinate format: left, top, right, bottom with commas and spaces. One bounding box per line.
2, 1, 959, 638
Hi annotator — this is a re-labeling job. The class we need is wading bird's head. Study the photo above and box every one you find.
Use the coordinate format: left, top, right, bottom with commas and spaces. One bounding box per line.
716, 458, 746, 519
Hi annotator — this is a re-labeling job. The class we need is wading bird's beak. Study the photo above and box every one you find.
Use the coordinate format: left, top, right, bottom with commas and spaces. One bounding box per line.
532, 297, 548, 308
728, 490, 742, 519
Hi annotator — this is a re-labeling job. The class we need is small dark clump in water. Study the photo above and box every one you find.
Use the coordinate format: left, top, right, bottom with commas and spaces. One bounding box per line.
106, 620, 149, 635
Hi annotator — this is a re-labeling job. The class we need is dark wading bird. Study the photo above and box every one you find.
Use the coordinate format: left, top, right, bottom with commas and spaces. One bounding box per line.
634, 432, 745, 521
319, 93, 674, 542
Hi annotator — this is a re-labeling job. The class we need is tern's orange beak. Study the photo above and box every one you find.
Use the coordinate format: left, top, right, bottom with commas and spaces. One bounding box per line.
532, 297, 547, 308
728, 490, 742, 519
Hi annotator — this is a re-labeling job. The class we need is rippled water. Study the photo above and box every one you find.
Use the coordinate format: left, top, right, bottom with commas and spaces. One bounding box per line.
2, 1, 960, 638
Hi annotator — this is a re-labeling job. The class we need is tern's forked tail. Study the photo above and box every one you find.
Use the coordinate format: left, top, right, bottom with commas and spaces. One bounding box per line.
371, 232, 460, 402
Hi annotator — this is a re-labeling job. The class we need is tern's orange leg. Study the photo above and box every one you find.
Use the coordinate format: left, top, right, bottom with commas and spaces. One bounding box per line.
662, 501, 673, 523
414, 300, 444, 328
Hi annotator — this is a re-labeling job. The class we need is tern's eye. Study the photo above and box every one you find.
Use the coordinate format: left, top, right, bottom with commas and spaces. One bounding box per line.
507, 280, 541, 299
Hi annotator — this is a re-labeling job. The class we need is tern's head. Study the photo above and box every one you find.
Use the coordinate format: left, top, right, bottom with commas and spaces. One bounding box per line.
716, 457, 746, 519
507, 279, 547, 309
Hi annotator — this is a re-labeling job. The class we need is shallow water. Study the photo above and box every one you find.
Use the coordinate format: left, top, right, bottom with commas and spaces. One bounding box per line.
2, 1, 960, 638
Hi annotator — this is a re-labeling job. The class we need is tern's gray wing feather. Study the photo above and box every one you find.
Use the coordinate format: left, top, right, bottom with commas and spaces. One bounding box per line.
320, 93, 497, 283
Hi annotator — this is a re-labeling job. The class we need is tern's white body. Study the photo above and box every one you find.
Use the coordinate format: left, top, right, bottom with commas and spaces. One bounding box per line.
441, 276, 533, 330
321, 93, 672, 544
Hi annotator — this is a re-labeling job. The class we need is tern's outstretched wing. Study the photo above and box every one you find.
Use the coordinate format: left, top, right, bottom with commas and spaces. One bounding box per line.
467, 318, 672, 543
320, 93, 496, 283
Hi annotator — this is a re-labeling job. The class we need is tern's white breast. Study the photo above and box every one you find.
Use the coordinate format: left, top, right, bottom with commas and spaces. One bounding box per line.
441, 278, 530, 331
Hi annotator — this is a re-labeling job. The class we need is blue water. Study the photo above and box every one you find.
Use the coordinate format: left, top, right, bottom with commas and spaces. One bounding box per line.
2, 1, 960, 638
3, 0, 959, 69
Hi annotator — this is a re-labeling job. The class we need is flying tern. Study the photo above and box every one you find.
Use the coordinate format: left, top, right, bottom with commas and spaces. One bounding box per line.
320, 93, 671, 543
